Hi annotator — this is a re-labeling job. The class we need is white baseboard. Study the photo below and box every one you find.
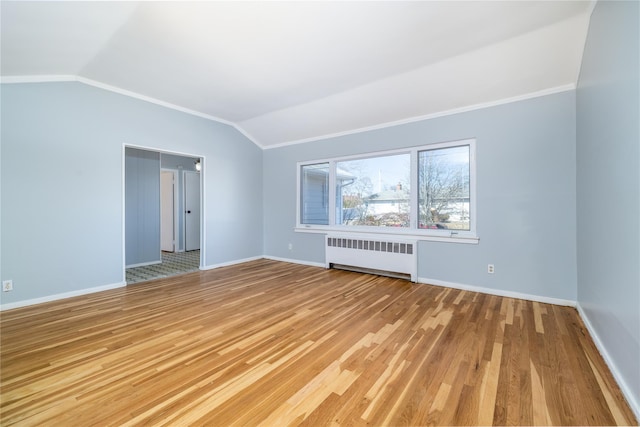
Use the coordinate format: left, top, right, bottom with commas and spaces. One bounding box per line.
576, 303, 640, 421
263, 255, 325, 268
200, 255, 264, 270
0, 281, 127, 311
1, 255, 267, 311
417, 276, 577, 307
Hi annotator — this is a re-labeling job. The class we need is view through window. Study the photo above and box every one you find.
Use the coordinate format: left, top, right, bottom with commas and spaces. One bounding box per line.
300, 163, 329, 225
418, 145, 470, 231
298, 139, 476, 239
336, 154, 410, 227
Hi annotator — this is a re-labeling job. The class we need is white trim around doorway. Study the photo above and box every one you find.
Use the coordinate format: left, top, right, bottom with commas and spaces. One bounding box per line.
122, 143, 206, 283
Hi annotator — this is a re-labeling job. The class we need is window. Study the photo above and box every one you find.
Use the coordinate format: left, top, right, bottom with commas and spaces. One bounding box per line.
300, 163, 329, 225
297, 139, 476, 242
336, 154, 410, 227
418, 145, 470, 231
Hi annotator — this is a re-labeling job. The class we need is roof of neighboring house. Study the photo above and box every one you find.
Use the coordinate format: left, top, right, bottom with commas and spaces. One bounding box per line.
365, 189, 409, 203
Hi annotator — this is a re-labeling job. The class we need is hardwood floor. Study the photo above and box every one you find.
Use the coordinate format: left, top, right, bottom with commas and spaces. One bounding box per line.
1, 259, 636, 426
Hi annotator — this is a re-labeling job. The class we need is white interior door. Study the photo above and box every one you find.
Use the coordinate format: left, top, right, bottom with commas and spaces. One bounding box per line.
160, 171, 175, 252
184, 171, 201, 251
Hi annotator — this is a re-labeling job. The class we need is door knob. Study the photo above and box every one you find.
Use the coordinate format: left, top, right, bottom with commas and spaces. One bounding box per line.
186, 210, 191, 214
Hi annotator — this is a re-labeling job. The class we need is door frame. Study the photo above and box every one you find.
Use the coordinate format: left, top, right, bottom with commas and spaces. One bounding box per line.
122, 144, 205, 283
183, 170, 201, 252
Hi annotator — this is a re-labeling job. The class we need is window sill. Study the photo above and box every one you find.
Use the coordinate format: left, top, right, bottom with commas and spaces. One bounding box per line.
294, 226, 479, 244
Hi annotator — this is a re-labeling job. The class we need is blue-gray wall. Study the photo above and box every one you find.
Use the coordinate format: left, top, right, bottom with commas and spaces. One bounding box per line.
125, 147, 161, 266
576, 0, 639, 413
263, 91, 577, 302
0, 81, 263, 305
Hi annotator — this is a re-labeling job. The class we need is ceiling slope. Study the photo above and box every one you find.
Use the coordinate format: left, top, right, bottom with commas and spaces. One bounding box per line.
0, 1, 593, 148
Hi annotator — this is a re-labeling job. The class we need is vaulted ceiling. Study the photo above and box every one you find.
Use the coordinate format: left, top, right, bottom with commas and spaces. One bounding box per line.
1, 1, 594, 148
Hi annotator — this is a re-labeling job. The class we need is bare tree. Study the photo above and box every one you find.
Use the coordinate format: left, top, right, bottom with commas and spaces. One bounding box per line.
339, 173, 373, 225
418, 150, 469, 229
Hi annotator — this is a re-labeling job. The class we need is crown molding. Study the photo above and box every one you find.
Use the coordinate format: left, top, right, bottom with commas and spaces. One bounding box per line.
263, 83, 577, 150
1, 75, 77, 83
0, 74, 265, 149
2, 75, 575, 151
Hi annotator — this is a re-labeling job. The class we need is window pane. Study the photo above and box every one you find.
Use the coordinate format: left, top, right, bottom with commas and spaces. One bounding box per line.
418, 145, 470, 231
336, 154, 410, 227
300, 163, 329, 225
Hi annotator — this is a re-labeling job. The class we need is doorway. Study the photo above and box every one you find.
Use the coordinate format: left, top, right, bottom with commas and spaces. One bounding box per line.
124, 146, 204, 284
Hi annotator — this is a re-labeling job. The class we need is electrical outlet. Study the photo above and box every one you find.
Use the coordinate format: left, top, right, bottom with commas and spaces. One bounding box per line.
487, 264, 495, 274
2, 280, 13, 292
288, 243, 293, 251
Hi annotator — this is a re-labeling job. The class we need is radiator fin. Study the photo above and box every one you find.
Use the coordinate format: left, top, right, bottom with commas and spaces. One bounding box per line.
327, 237, 413, 255
325, 235, 417, 282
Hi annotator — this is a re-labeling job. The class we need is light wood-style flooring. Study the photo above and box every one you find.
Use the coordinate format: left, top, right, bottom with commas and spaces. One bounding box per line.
1, 259, 637, 426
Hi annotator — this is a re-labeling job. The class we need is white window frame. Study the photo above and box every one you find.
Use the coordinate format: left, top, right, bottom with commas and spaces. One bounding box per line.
296, 138, 478, 244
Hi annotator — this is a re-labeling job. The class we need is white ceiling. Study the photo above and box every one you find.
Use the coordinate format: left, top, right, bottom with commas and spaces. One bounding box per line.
1, 1, 594, 148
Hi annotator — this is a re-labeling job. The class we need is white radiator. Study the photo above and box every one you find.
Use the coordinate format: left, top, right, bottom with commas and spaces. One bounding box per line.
325, 234, 417, 282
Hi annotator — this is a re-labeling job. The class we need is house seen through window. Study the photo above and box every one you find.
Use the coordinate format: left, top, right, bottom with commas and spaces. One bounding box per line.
336, 154, 410, 227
